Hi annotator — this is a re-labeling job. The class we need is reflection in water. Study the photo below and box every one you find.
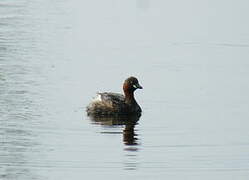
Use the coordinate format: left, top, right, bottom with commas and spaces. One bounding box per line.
123, 121, 138, 146
89, 115, 141, 170
89, 114, 140, 146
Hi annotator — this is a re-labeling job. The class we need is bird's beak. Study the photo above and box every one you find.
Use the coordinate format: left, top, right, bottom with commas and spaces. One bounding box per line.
133, 83, 143, 89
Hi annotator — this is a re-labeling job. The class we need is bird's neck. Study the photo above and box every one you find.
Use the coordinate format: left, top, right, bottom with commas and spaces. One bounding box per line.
124, 90, 136, 104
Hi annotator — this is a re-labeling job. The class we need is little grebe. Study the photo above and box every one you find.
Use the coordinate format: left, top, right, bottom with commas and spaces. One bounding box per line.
86, 76, 143, 116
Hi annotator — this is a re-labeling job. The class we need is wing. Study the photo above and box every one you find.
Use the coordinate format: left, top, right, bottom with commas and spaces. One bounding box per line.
86, 92, 125, 115
98, 92, 125, 105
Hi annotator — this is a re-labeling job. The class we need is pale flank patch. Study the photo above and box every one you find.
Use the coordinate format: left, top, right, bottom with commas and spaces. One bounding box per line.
93, 94, 102, 102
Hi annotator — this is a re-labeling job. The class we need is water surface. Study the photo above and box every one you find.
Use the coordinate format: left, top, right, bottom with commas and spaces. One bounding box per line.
1, 0, 249, 179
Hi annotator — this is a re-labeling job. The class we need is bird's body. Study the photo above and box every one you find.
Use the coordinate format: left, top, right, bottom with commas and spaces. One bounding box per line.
86, 77, 142, 116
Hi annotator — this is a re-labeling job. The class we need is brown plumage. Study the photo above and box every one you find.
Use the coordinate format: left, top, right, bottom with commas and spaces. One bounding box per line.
86, 77, 143, 116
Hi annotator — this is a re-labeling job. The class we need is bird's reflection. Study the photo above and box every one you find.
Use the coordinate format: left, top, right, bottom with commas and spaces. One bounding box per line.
89, 114, 141, 146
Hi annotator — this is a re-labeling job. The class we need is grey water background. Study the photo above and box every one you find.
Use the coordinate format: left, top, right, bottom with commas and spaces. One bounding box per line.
1, 0, 249, 179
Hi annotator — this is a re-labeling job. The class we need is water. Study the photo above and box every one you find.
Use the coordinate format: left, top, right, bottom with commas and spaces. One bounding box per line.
1, 0, 249, 179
